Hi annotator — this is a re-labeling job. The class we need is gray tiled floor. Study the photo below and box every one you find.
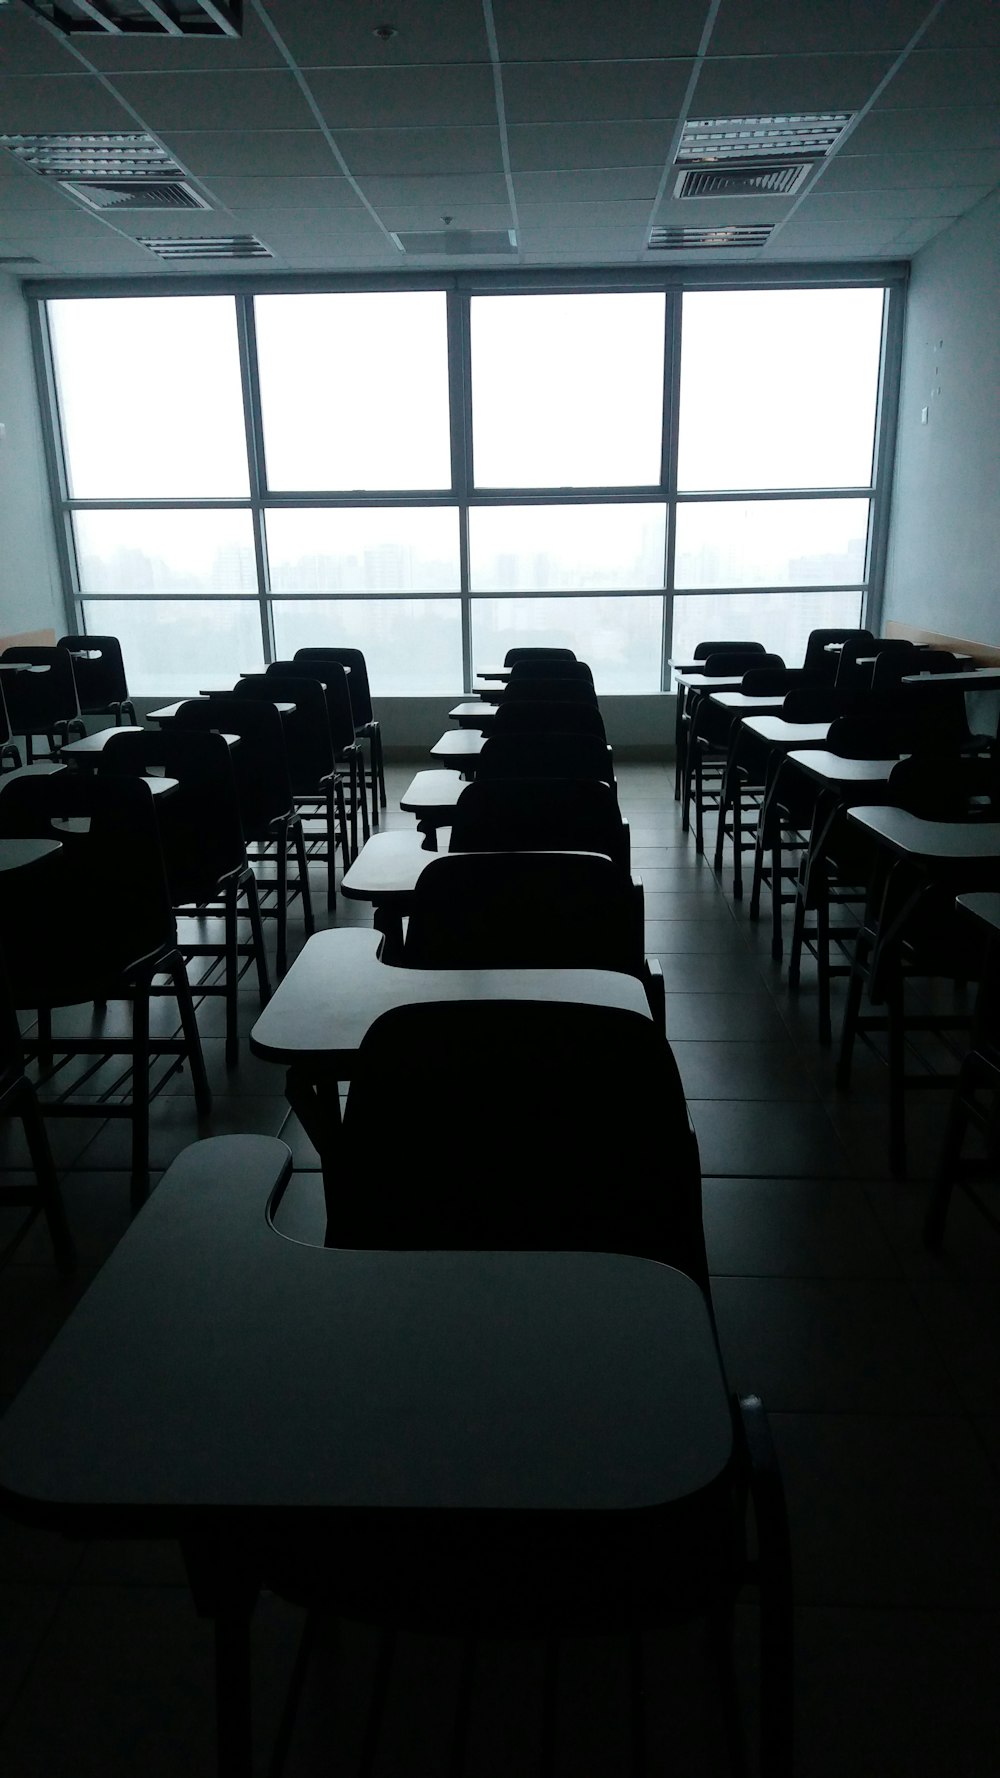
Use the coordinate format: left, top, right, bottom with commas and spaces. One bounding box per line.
1, 759, 997, 1776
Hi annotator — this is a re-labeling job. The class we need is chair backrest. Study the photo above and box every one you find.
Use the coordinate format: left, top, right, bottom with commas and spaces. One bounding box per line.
803, 628, 875, 678
507, 658, 594, 687
0, 772, 175, 1005
888, 752, 1000, 821
701, 651, 784, 677
489, 700, 607, 741
476, 731, 615, 787
1, 647, 80, 733
449, 776, 629, 870
913, 649, 963, 674
502, 677, 599, 707
292, 647, 374, 726
234, 673, 335, 794
692, 640, 765, 661
826, 714, 908, 760
503, 646, 576, 665
336, 1000, 707, 1284
867, 641, 922, 695
170, 697, 293, 837
740, 668, 817, 696
780, 685, 852, 723
98, 727, 246, 902
403, 850, 643, 973
0, 679, 11, 750
268, 659, 357, 752
56, 635, 128, 713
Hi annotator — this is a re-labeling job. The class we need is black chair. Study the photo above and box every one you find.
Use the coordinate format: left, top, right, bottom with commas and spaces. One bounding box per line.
802, 628, 875, 682
506, 658, 595, 687
293, 646, 385, 821
502, 676, 600, 707
170, 697, 314, 980
1, 647, 85, 764
486, 699, 607, 741
56, 634, 137, 727
503, 646, 576, 665
237, 673, 348, 911
476, 731, 616, 789
265, 998, 791, 1778
714, 669, 824, 893
682, 654, 784, 848
0, 919, 74, 1272
673, 643, 767, 802
692, 640, 766, 661
401, 850, 664, 1026
0, 772, 211, 1204
836, 753, 1000, 1174
924, 905, 1000, 1249
448, 775, 630, 870
99, 728, 271, 1066
270, 660, 369, 860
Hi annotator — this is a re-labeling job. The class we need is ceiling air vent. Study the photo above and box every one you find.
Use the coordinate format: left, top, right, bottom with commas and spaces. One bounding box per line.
60, 179, 210, 212
674, 162, 811, 199
648, 225, 774, 250
676, 113, 853, 164
392, 229, 517, 256
0, 132, 184, 180
141, 235, 272, 260
18, 0, 241, 38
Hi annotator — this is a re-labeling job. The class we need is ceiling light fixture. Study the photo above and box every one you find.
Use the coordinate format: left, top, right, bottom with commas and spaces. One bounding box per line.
677, 113, 854, 164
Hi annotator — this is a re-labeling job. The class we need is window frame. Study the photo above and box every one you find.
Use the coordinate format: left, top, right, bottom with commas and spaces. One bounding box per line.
29, 264, 906, 696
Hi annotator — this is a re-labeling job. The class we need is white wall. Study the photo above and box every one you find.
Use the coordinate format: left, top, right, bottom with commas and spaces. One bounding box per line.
882, 190, 1000, 645
0, 275, 64, 639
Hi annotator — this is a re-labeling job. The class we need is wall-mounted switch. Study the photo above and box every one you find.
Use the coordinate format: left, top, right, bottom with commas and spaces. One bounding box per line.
921, 406, 929, 424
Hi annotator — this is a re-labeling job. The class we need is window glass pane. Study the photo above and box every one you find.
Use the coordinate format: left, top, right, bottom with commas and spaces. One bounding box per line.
670, 590, 865, 681
470, 504, 665, 593
255, 293, 451, 492
674, 499, 869, 590
471, 294, 665, 488
81, 599, 263, 697
272, 599, 462, 694
74, 510, 257, 594
677, 289, 884, 492
266, 508, 460, 593
472, 596, 663, 693
48, 298, 249, 499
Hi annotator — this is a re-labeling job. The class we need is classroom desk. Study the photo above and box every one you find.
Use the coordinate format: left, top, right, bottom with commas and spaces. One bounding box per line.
60, 728, 240, 764
900, 668, 1000, 688
846, 807, 1000, 870
449, 700, 499, 727
148, 700, 295, 725
738, 721, 835, 954
782, 754, 900, 1041
429, 728, 487, 773
0, 836, 62, 875
0, 1131, 732, 1777
707, 692, 787, 715
251, 926, 653, 1190
674, 675, 766, 811
399, 768, 465, 838
475, 665, 511, 683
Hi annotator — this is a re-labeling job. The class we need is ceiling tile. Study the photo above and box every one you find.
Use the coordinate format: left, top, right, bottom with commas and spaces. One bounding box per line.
890, 216, 956, 251
653, 193, 797, 223
691, 52, 896, 114
846, 106, 1000, 154
511, 167, 663, 202
0, 74, 135, 131
502, 60, 695, 125
516, 200, 653, 230
0, 7, 80, 75
800, 185, 988, 221
373, 203, 514, 232
875, 48, 1000, 108
335, 127, 504, 177
507, 122, 678, 172
158, 130, 338, 178
192, 175, 368, 213
710, 0, 935, 56
921, 0, 1000, 51
264, 0, 491, 66
307, 65, 497, 129
493, 0, 712, 61
358, 174, 511, 208
111, 70, 316, 132
769, 218, 914, 250
812, 148, 1000, 190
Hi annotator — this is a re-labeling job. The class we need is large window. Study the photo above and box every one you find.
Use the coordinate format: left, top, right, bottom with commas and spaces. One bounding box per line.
41, 280, 897, 696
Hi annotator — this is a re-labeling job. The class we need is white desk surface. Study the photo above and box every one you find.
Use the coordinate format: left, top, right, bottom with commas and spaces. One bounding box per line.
741, 717, 832, 746
250, 927, 652, 1068
847, 806, 1000, 863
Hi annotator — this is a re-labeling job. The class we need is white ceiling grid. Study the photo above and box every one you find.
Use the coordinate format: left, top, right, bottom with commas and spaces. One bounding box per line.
0, 0, 995, 274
